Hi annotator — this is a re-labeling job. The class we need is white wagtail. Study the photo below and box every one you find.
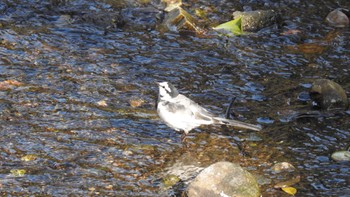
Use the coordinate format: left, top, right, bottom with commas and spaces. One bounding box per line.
156, 82, 262, 140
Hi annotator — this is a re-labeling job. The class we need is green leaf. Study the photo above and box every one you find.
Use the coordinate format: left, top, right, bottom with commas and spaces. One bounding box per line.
213, 17, 243, 36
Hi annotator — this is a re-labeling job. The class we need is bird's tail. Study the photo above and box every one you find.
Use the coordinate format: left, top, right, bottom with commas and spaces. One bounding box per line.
214, 117, 262, 131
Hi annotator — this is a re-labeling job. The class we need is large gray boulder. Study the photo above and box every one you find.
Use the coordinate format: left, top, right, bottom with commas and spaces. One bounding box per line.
188, 161, 260, 197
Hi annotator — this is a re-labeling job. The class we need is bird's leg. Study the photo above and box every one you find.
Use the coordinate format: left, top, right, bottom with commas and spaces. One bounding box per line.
225, 97, 237, 119
234, 138, 251, 157
181, 132, 188, 143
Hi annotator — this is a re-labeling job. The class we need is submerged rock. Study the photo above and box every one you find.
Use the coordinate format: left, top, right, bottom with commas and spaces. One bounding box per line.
160, 7, 203, 36
232, 10, 280, 32
309, 79, 349, 111
331, 150, 350, 162
271, 162, 295, 173
163, 156, 204, 185
326, 9, 349, 27
188, 161, 260, 197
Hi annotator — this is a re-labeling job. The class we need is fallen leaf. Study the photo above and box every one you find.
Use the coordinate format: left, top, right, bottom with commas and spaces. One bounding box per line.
0, 80, 24, 90
4, 80, 23, 86
281, 187, 297, 195
297, 43, 326, 54
213, 17, 243, 36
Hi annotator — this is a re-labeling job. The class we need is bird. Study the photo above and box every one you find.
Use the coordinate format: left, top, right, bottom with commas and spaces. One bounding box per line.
156, 81, 262, 140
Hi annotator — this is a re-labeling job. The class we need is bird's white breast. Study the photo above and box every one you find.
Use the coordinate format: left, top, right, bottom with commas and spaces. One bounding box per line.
157, 101, 201, 133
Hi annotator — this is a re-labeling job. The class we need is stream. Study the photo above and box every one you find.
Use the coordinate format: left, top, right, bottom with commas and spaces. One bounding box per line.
0, 0, 349, 196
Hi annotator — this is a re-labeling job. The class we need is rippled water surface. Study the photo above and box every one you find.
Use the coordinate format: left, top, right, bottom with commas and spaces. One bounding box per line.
0, 0, 350, 196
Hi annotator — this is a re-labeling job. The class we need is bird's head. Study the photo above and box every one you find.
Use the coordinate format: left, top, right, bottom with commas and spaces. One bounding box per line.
157, 82, 179, 100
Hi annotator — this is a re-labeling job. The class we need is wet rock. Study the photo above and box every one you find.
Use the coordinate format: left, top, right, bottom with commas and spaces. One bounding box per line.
331, 150, 350, 162
161, 155, 204, 196
309, 79, 349, 111
232, 10, 280, 32
326, 9, 349, 27
271, 162, 295, 173
160, 7, 203, 36
164, 160, 204, 185
188, 161, 260, 197
274, 175, 300, 189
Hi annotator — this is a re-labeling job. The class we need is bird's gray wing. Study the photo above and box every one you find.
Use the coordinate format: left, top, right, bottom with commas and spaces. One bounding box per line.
167, 94, 216, 123
175, 94, 214, 122
189, 100, 215, 122
165, 101, 189, 113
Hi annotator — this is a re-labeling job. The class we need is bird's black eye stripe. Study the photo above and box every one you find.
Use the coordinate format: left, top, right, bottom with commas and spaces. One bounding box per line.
161, 85, 171, 94
165, 88, 171, 94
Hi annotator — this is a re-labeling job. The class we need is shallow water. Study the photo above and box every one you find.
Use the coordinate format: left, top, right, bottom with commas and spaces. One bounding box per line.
0, 0, 350, 196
